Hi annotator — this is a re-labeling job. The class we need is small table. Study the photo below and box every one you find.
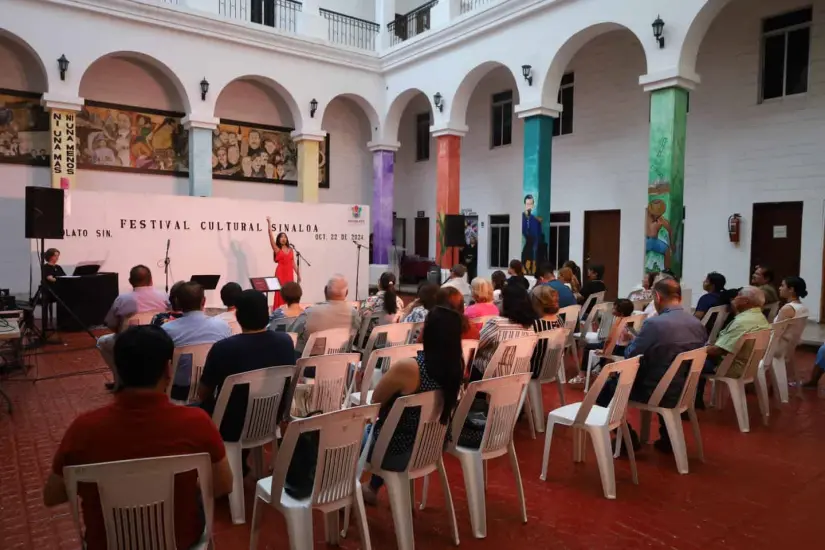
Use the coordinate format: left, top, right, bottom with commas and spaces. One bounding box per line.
0, 317, 22, 414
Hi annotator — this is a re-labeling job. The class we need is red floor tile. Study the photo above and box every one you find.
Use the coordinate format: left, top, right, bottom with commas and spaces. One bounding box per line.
1, 331, 823, 549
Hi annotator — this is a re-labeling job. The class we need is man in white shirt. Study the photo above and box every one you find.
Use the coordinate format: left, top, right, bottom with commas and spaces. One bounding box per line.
441, 264, 471, 298
97, 265, 170, 390
217, 282, 242, 324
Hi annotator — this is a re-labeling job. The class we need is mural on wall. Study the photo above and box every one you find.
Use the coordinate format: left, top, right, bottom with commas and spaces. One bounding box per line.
213, 119, 330, 187
645, 87, 688, 277
521, 194, 546, 275
0, 90, 50, 166
521, 115, 553, 276
76, 101, 189, 174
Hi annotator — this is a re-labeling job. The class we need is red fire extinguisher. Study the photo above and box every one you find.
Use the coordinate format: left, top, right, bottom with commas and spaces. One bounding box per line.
728, 214, 741, 243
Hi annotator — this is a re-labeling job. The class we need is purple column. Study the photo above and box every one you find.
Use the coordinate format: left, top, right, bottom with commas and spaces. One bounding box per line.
372, 148, 395, 264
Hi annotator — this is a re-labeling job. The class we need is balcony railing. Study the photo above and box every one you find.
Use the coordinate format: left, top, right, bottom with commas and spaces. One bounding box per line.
387, 0, 438, 47
218, 0, 301, 33
460, 0, 495, 14
320, 8, 380, 51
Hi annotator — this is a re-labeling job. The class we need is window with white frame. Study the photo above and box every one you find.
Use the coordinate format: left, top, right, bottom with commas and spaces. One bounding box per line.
548, 212, 571, 270
489, 214, 510, 268
553, 72, 574, 136
760, 7, 812, 102
490, 90, 513, 148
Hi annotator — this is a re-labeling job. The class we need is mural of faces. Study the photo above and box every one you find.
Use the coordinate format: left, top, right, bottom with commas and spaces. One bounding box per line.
0, 92, 50, 165
211, 122, 302, 183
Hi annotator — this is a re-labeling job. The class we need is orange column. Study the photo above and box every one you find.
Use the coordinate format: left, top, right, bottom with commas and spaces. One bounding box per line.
435, 131, 462, 268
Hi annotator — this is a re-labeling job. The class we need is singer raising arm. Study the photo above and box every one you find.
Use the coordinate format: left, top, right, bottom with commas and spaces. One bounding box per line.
266, 216, 277, 252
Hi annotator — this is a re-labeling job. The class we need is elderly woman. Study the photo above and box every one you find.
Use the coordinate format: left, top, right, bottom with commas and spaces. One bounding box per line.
465, 277, 499, 322
529, 285, 564, 378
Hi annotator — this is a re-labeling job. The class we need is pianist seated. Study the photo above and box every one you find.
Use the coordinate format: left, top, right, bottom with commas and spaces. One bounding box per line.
43, 248, 65, 284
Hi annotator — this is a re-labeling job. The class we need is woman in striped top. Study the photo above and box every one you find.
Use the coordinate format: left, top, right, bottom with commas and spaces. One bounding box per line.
530, 285, 564, 377
471, 284, 537, 379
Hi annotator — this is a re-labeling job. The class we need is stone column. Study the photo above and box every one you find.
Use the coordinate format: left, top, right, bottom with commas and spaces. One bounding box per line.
645, 87, 689, 277
182, 115, 218, 197
41, 94, 84, 190
518, 108, 558, 275
368, 143, 399, 264
433, 128, 464, 268
291, 132, 326, 203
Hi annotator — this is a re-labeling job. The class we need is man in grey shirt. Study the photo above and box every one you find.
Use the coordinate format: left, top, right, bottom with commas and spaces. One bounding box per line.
97, 265, 169, 390
290, 274, 360, 355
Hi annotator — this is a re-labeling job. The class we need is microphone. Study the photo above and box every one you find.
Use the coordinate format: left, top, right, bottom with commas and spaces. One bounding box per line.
166, 239, 170, 253
289, 243, 295, 249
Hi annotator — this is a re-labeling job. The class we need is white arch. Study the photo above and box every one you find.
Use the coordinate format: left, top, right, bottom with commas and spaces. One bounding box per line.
212, 75, 302, 131
383, 87, 432, 143
318, 92, 381, 141
541, 22, 649, 107
0, 29, 49, 93
447, 60, 520, 129
679, 0, 735, 77
78, 51, 192, 113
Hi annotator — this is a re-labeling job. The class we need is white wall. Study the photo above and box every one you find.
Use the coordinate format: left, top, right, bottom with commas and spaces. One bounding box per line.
319, 0, 376, 21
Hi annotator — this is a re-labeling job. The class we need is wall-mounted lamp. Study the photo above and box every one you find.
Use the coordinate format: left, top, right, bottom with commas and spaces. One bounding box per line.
652, 15, 665, 48
310, 98, 318, 118
57, 55, 69, 81
200, 78, 209, 101
521, 64, 533, 86
433, 92, 443, 112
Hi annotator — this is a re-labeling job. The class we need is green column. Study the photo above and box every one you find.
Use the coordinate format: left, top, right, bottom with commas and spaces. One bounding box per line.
521, 115, 553, 275
646, 87, 688, 277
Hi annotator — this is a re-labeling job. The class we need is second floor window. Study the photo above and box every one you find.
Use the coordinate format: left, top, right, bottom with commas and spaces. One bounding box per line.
553, 72, 574, 136
761, 7, 812, 101
491, 90, 513, 148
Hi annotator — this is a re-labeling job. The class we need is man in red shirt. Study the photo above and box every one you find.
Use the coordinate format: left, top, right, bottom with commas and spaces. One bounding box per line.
43, 325, 233, 550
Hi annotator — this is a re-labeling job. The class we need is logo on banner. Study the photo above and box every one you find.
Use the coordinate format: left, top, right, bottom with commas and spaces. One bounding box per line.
348, 205, 365, 225
351, 205, 362, 219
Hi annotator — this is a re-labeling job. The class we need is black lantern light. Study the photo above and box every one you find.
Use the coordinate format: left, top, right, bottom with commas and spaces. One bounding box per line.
310, 98, 318, 118
200, 78, 209, 101
433, 92, 443, 112
521, 64, 533, 86
57, 54, 69, 81
652, 15, 665, 48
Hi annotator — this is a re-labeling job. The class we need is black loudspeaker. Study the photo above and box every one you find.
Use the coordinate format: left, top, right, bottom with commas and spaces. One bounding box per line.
444, 214, 466, 247
25, 186, 64, 239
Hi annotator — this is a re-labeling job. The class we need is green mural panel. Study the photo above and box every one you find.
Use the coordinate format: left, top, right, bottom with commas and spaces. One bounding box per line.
522, 115, 553, 275
646, 87, 688, 277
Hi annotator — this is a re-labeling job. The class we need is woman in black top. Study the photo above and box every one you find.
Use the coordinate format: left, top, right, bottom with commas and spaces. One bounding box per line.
42, 248, 65, 283
507, 259, 529, 290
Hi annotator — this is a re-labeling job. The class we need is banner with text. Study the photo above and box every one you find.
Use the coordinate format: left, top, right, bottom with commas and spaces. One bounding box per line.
35, 190, 370, 306
50, 109, 77, 189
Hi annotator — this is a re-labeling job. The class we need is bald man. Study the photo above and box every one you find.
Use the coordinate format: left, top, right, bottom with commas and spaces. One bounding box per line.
288, 274, 361, 355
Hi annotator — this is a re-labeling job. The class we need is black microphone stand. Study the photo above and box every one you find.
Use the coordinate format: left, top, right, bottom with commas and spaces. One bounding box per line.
353, 241, 369, 301
163, 239, 171, 293
291, 244, 311, 285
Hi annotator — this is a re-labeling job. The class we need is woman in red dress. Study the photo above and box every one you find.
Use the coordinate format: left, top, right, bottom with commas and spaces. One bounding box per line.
267, 216, 300, 309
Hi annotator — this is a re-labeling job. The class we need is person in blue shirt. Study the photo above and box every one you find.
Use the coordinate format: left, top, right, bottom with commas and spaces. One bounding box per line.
521, 194, 542, 274
694, 271, 727, 321
535, 263, 576, 308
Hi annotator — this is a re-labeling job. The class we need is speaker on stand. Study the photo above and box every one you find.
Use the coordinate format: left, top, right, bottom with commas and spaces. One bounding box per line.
442, 214, 466, 268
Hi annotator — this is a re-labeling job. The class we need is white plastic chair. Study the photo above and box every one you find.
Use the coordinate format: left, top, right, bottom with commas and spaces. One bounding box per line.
408, 321, 425, 343
540, 356, 641, 499
350, 344, 423, 406
762, 302, 780, 322
286, 332, 298, 347
361, 322, 416, 367
631, 298, 652, 312
769, 315, 808, 402
461, 339, 479, 375
447, 373, 531, 538
294, 353, 360, 414
481, 334, 538, 379
473, 315, 497, 328
364, 391, 459, 550
705, 329, 772, 433
559, 304, 582, 375
302, 327, 352, 359
64, 453, 214, 550
121, 310, 164, 330
354, 313, 399, 351
627, 347, 708, 474
578, 291, 605, 328
701, 305, 730, 346
249, 405, 380, 550
169, 343, 213, 404
757, 318, 793, 405
528, 329, 568, 433
585, 314, 645, 392
211, 365, 294, 524
581, 302, 614, 345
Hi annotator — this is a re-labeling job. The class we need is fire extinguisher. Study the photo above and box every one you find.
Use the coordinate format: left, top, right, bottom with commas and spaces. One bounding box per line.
728, 214, 741, 243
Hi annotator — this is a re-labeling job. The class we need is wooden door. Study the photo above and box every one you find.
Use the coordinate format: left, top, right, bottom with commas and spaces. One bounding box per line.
414, 217, 429, 257
750, 202, 802, 288
583, 210, 621, 300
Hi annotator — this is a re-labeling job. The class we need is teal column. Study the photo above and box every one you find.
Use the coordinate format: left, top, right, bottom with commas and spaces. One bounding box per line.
646, 87, 688, 277
188, 126, 213, 197
521, 115, 554, 275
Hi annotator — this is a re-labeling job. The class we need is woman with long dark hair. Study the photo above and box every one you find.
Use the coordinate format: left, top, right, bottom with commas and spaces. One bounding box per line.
361, 271, 404, 324
471, 284, 537, 379
266, 217, 299, 309
362, 306, 465, 504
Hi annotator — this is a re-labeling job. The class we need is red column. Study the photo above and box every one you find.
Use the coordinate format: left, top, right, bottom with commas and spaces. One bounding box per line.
435, 132, 462, 268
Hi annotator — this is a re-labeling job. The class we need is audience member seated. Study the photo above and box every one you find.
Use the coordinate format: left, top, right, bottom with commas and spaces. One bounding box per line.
506, 259, 530, 290
643, 273, 672, 318
594, 278, 706, 452
558, 266, 582, 301
270, 281, 305, 320
44, 326, 233, 550
562, 260, 583, 286
162, 282, 232, 399
697, 286, 770, 409
570, 298, 635, 385
776, 276, 809, 321
579, 264, 607, 311
491, 270, 507, 304
361, 306, 464, 505
402, 281, 438, 322
695, 271, 728, 320
419, 287, 481, 342
628, 271, 658, 302
292, 274, 361, 355
465, 277, 500, 323
751, 265, 779, 306
151, 280, 185, 327
217, 282, 243, 323
441, 264, 472, 297
198, 290, 295, 454
97, 265, 170, 390
530, 285, 564, 378
535, 263, 577, 307
361, 271, 405, 325
471, 284, 537, 379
